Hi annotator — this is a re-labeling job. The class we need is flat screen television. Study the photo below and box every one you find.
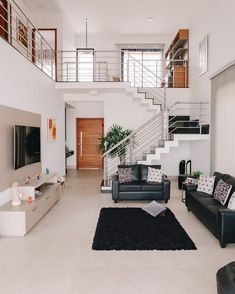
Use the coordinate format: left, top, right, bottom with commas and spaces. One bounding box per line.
14, 125, 41, 170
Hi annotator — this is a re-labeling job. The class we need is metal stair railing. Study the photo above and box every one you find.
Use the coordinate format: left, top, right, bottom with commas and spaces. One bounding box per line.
102, 101, 209, 186
102, 110, 167, 186
0, 0, 56, 79
127, 55, 166, 108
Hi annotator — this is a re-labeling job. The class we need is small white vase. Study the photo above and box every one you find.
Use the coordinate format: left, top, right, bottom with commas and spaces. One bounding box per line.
11, 182, 22, 207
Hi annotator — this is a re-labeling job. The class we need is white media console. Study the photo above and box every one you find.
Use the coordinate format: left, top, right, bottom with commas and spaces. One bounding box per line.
0, 173, 60, 236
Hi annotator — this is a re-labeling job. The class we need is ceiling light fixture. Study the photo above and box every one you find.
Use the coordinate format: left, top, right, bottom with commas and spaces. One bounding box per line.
77, 18, 93, 53
85, 18, 88, 48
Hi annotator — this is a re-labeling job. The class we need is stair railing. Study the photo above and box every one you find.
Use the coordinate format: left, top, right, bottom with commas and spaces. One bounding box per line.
163, 101, 210, 139
102, 110, 167, 186
102, 101, 209, 186
127, 55, 166, 108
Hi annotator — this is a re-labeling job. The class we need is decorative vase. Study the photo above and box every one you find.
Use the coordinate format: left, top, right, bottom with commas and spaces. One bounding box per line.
11, 182, 23, 207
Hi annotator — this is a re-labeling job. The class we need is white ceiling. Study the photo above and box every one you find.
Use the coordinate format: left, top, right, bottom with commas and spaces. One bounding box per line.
22, 0, 61, 13
23, 0, 213, 35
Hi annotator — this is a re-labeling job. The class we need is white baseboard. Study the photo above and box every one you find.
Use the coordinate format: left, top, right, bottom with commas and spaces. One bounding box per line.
67, 165, 76, 169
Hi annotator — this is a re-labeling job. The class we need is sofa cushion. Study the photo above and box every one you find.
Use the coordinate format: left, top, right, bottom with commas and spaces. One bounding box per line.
223, 174, 235, 202
119, 181, 142, 192
118, 164, 140, 181
213, 179, 232, 205
228, 192, 235, 210
196, 196, 222, 207
147, 167, 163, 183
213, 171, 227, 193
197, 175, 215, 195
142, 182, 163, 191
140, 164, 161, 182
204, 205, 220, 221
189, 190, 212, 199
118, 167, 133, 183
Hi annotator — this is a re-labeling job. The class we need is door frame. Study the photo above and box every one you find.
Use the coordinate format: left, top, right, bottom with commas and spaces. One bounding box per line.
32, 28, 57, 80
0, 0, 8, 41
76, 118, 104, 169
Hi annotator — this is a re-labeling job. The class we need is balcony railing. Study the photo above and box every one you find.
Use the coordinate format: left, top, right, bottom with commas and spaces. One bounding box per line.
0, 0, 189, 88
56, 50, 189, 88
0, 0, 55, 80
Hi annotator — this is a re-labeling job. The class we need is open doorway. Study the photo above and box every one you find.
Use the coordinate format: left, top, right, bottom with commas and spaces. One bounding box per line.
32, 28, 57, 79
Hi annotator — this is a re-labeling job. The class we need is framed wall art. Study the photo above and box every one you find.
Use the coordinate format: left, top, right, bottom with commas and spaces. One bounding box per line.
48, 118, 57, 142
17, 18, 28, 48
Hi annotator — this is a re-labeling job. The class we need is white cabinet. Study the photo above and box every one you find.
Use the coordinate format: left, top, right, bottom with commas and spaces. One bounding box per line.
0, 183, 60, 236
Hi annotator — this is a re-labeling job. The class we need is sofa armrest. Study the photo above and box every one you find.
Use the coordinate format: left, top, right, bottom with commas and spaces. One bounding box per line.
185, 184, 198, 192
217, 209, 235, 247
162, 174, 167, 180
162, 178, 171, 201
112, 175, 119, 200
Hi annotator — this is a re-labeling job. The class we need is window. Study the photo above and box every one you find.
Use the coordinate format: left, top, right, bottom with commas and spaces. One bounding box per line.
76, 48, 94, 81
122, 49, 163, 87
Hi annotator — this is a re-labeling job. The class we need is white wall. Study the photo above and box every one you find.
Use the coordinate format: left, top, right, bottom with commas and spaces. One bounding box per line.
31, 12, 63, 50
76, 33, 171, 51
153, 141, 190, 177
0, 38, 65, 178
188, 0, 235, 175
165, 88, 190, 108
31, 11, 76, 50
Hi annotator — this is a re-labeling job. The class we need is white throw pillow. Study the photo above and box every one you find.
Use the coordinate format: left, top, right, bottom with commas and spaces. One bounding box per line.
197, 175, 215, 195
228, 192, 235, 210
142, 201, 166, 217
147, 167, 163, 183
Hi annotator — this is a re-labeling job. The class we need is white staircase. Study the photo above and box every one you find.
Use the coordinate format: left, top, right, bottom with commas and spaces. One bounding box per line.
138, 134, 209, 165
102, 102, 210, 187
125, 85, 162, 113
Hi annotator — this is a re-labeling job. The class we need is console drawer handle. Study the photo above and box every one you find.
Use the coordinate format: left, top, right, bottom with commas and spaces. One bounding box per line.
32, 207, 38, 212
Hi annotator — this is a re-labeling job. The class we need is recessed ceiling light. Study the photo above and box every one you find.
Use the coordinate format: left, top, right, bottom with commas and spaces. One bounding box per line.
146, 17, 155, 22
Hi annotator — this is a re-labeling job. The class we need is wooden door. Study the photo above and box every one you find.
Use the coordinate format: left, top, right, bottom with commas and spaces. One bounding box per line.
76, 118, 104, 169
0, 0, 8, 41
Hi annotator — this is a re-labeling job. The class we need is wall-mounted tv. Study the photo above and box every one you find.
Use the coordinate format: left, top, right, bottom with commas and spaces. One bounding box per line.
14, 125, 41, 170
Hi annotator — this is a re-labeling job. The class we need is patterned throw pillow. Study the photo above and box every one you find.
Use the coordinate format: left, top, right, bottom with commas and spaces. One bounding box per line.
213, 179, 232, 205
228, 192, 235, 210
142, 201, 166, 217
185, 177, 199, 185
118, 167, 133, 183
197, 175, 215, 195
147, 167, 163, 183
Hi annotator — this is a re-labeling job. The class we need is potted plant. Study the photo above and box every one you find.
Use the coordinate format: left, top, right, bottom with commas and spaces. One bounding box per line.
98, 124, 132, 164
192, 170, 203, 179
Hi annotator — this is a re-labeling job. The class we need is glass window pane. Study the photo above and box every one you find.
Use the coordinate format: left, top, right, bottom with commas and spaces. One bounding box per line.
122, 49, 163, 87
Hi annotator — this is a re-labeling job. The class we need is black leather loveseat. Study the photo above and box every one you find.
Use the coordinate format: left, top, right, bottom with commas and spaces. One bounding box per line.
112, 164, 170, 203
185, 172, 235, 248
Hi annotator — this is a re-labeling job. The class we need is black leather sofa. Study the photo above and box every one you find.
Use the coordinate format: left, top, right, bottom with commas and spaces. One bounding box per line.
185, 171, 235, 248
112, 164, 171, 203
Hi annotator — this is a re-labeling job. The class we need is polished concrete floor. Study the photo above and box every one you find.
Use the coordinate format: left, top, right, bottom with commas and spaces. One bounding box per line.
0, 170, 234, 294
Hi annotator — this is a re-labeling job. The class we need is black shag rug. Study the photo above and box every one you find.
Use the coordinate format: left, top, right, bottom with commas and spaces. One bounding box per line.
92, 208, 197, 251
